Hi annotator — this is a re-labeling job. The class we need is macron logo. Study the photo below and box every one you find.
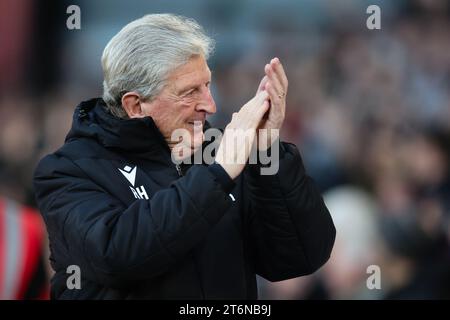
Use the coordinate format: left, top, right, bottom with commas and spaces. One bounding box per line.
118, 165, 137, 186
118, 165, 149, 200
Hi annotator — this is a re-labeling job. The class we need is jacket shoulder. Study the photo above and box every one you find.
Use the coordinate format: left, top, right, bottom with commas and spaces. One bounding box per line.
35, 137, 116, 176
34, 151, 84, 182
33, 136, 111, 202
58, 137, 115, 161
34, 137, 98, 180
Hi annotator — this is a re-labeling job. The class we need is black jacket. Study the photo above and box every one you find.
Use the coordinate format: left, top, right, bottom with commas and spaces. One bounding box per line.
33, 98, 335, 299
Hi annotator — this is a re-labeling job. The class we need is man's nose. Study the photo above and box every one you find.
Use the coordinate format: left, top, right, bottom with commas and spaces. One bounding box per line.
196, 87, 216, 114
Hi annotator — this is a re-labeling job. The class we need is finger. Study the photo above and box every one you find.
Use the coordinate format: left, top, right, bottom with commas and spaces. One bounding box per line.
239, 91, 269, 126
260, 100, 270, 115
265, 64, 284, 96
270, 57, 288, 89
254, 96, 270, 121
255, 90, 269, 106
267, 60, 286, 93
265, 82, 283, 105
240, 90, 268, 123
256, 75, 268, 94
244, 90, 268, 110
256, 91, 270, 118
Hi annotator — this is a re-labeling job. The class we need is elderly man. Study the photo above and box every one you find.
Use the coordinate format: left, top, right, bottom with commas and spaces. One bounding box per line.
34, 14, 335, 299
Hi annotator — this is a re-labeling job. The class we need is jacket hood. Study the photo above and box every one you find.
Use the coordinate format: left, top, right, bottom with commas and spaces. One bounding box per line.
66, 98, 171, 153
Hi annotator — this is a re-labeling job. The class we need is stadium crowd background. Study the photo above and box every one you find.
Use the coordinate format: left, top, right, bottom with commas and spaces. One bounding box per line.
0, 0, 449, 299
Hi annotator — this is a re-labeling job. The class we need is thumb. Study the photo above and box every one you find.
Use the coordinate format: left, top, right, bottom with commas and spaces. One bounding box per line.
255, 90, 269, 105
256, 76, 268, 95
255, 100, 270, 120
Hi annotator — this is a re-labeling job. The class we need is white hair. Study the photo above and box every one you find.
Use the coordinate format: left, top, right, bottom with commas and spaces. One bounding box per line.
101, 14, 215, 118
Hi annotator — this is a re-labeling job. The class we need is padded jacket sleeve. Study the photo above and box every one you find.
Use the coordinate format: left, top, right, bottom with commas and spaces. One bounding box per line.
33, 154, 233, 289
244, 142, 336, 281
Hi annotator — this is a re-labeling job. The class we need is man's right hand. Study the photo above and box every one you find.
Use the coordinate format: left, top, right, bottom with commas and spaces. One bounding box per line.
215, 91, 270, 179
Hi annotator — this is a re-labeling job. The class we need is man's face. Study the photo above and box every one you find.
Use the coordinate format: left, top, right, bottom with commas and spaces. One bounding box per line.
141, 54, 216, 149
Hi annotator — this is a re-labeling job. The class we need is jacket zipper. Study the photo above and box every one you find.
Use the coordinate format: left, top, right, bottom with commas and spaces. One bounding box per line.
175, 164, 183, 176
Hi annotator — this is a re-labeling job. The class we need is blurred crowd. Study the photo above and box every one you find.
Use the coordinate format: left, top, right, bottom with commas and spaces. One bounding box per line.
1, 0, 449, 299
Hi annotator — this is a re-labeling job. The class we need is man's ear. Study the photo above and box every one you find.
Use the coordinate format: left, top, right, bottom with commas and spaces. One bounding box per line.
121, 92, 145, 118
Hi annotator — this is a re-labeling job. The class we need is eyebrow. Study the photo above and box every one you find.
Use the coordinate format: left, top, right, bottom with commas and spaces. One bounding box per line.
179, 85, 198, 95
178, 72, 212, 95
